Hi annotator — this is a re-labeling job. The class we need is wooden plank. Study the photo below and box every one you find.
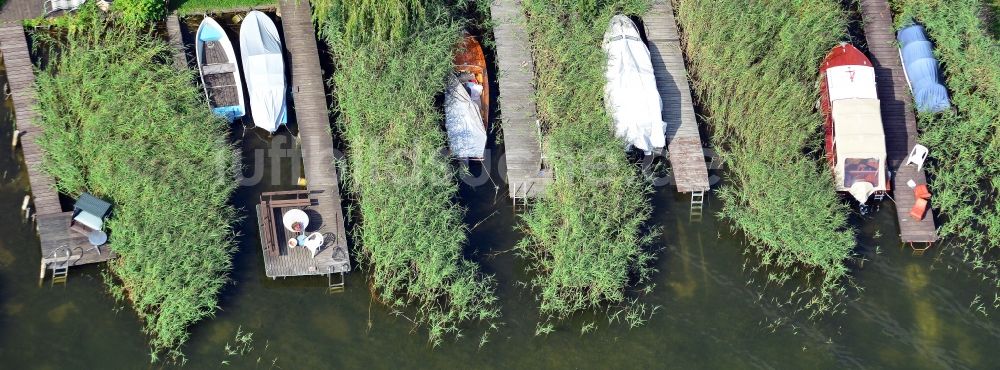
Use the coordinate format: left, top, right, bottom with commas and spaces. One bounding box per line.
491, 0, 551, 199
643, 0, 709, 193
860, 0, 937, 243
165, 14, 189, 70
1, 25, 65, 220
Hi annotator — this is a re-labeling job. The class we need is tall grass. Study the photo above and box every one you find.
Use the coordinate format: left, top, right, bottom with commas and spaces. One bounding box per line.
518, 0, 658, 326
314, 0, 427, 43
314, 1, 499, 345
892, 0, 1000, 308
170, 0, 275, 14
32, 10, 238, 358
675, 0, 855, 316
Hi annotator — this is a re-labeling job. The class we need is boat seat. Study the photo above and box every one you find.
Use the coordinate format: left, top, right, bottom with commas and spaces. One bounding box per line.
909, 198, 929, 221
914, 184, 931, 200
202, 63, 236, 75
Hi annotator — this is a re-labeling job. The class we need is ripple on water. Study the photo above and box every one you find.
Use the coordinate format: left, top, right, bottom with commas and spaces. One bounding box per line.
47, 302, 78, 324
0, 244, 15, 267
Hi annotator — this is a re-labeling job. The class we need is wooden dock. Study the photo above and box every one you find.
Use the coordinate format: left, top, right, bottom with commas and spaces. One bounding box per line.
269, 0, 350, 278
257, 191, 349, 278
0, 0, 42, 25
165, 14, 189, 70
642, 0, 709, 193
860, 0, 937, 243
1, 25, 112, 273
491, 0, 552, 199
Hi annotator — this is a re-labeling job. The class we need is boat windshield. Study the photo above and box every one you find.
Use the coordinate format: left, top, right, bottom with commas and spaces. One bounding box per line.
844, 158, 880, 187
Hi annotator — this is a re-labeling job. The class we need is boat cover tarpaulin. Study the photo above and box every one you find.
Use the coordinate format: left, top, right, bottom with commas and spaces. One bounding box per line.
603, 15, 665, 155
241, 11, 287, 133
831, 98, 887, 194
444, 74, 487, 158
897, 24, 950, 113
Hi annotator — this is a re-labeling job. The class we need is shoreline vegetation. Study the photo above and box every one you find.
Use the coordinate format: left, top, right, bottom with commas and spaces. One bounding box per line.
675, 0, 855, 316
891, 0, 1000, 309
312, 0, 500, 346
32, 7, 238, 359
169, 0, 277, 15
518, 0, 659, 328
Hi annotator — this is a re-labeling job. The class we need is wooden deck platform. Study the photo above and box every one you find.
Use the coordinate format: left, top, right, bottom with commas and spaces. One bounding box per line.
860, 0, 937, 243
270, 0, 350, 278
37, 212, 116, 265
257, 191, 349, 277
1, 25, 114, 272
642, 0, 709, 193
491, 0, 552, 199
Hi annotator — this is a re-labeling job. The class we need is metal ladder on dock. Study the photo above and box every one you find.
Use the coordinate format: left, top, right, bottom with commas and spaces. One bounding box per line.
328, 270, 345, 293
43, 246, 73, 286
510, 182, 531, 210
690, 191, 706, 222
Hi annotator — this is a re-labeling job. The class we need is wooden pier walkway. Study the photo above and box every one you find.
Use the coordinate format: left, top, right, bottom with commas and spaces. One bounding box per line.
1, 25, 113, 274
491, 0, 551, 199
642, 0, 709, 193
269, 0, 350, 277
0, 0, 43, 25
165, 14, 189, 70
860, 0, 937, 243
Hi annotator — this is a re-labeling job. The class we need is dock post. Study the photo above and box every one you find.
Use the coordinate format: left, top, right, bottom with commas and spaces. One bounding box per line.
21, 195, 32, 221
38, 260, 46, 286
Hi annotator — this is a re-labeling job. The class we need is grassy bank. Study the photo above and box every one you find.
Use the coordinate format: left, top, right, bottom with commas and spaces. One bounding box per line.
891, 0, 1000, 308
518, 0, 658, 327
675, 0, 855, 316
313, 1, 499, 345
170, 0, 275, 14
32, 11, 237, 358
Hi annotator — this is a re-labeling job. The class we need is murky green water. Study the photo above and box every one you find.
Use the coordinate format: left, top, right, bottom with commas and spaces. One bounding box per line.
1, 24, 999, 370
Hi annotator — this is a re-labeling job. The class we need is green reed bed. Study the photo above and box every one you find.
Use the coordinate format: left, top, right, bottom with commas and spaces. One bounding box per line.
518, 0, 657, 327
32, 12, 238, 358
675, 0, 855, 316
314, 1, 499, 345
892, 0, 1000, 307
171, 0, 276, 14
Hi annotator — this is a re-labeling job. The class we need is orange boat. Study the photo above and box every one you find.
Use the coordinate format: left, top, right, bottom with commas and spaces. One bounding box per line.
453, 36, 489, 126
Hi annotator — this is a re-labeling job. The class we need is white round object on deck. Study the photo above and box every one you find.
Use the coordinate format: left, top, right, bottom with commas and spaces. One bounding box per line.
282, 209, 309, 232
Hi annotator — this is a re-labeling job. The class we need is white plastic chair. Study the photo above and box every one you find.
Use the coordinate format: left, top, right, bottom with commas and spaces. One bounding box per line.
303, 232, 324, 258
905, 144, 929, 172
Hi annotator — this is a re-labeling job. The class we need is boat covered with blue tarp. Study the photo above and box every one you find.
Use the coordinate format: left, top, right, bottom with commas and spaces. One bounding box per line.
897, 24, 950, 113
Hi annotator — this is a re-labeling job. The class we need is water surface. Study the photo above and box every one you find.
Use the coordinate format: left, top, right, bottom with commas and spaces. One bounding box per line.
0, 29, 998, 370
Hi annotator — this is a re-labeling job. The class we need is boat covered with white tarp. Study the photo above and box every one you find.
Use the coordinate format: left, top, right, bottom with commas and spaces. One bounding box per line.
820, 43, 888, 203
445, 74, 487, 159
444, 36, 489, 160
603, 14, 665, 155
240, 11, 287, 133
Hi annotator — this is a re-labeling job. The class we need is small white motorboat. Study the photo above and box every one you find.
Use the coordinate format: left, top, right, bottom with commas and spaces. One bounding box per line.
240, 11, 287, 133
196, 17, 246, 121
603, 14, 666, 155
